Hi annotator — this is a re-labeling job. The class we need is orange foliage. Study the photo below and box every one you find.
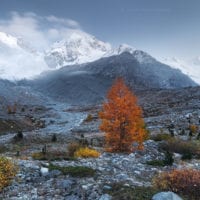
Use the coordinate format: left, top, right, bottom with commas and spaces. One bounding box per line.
153, 169, 200, 199
99, 78, 146, 153
189, 124, 198, 133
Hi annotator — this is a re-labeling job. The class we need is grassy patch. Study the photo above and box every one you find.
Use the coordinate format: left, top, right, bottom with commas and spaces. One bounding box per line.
159, 139, 200, 160
0, 145, 9, 154
31, 151, 75, 161
146, 160, 165, 166
108, 183, 158, 200
49, 164, 96, 177
150, 133, 172, 142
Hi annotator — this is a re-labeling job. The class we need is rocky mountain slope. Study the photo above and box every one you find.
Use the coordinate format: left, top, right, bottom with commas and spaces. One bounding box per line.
30, 52, 197, 105
162, 57, 200, 84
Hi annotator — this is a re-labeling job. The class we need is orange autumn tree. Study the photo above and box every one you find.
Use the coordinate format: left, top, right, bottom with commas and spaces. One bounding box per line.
99, 78, 147, 153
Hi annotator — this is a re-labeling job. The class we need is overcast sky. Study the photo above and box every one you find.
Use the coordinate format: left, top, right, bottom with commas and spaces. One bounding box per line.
0, 0, 200, 60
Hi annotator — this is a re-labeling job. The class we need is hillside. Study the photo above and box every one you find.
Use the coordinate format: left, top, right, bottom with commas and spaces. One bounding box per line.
30, 52, 197, 105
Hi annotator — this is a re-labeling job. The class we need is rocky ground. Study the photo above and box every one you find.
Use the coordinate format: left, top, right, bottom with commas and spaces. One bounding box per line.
2, 140, 200, 200
0, 87, 200, 199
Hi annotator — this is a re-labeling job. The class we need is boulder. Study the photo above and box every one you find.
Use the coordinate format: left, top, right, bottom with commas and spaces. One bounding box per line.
152, 191, 182, 200
40, 167, 49, 176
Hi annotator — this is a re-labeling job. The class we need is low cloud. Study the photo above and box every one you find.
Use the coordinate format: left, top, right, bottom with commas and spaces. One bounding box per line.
0, 12, 81, 51
46, 15, 80, 29
0, 12, 82, 80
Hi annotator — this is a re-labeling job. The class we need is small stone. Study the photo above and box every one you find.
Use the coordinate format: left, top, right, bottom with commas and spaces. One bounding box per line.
99, 194, 112, 200
134, 170, 141, 175
116, 173, 129, 180
40, 167, 49, 176
103, 185, 112, 190
81, 183, 93, 190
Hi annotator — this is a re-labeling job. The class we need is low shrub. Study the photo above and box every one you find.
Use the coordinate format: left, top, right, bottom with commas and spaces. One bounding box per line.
146, 151, 173, 166
181, 151, 192, 160
7, 104, 17, 114
159, 138, 200, 159
150, 133, 172, 142
13, 131, 23, 142
108, 183, 158, 200
51, 134, 57, 142
153, 169, 200, 199
0, 145, 9, 154
146, 160, 165, 166
32, 151, 74, 161
0, 157, 17, 191
84, 114, 93, 122
49, 164, 96, 177
189, 124, 198, 133
67, 142, 82, 157
163, 151, 174, 165
74, 147, 100, 158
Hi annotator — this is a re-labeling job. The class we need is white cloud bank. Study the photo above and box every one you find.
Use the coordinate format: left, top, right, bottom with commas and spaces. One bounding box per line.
0, 12, 81, 80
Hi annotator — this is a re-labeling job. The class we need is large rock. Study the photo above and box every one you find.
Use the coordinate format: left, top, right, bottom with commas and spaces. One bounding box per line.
99, 194, 112, 200
152, 191, 182, 200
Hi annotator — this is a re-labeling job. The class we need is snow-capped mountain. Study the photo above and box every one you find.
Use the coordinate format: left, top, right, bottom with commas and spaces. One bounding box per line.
162, 57, 200, 84
0, 32, 48, 80
0, 30, 199, 86
44, 30, 112, 68
104, 44, 136, 57
44, 32, 158, 70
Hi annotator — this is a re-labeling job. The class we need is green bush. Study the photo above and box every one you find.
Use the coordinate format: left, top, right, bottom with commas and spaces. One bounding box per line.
146, 160, 165, 166
146, 151, 173, 166
51, 134, 57, 142
13, 131, 23, 142
49, 164, 96, 177
163, 151, 174, 165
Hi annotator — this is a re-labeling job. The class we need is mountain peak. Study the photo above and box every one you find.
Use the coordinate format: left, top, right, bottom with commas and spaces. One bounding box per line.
117, 43, 136, 54
45, 30, 112, 68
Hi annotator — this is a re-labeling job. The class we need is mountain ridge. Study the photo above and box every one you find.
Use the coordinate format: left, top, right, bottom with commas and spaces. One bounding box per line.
0, 30, 199, 87
29, 52, 197, 105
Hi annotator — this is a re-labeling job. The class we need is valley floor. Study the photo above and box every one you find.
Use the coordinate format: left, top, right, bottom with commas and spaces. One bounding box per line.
0, 87, 200, 199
